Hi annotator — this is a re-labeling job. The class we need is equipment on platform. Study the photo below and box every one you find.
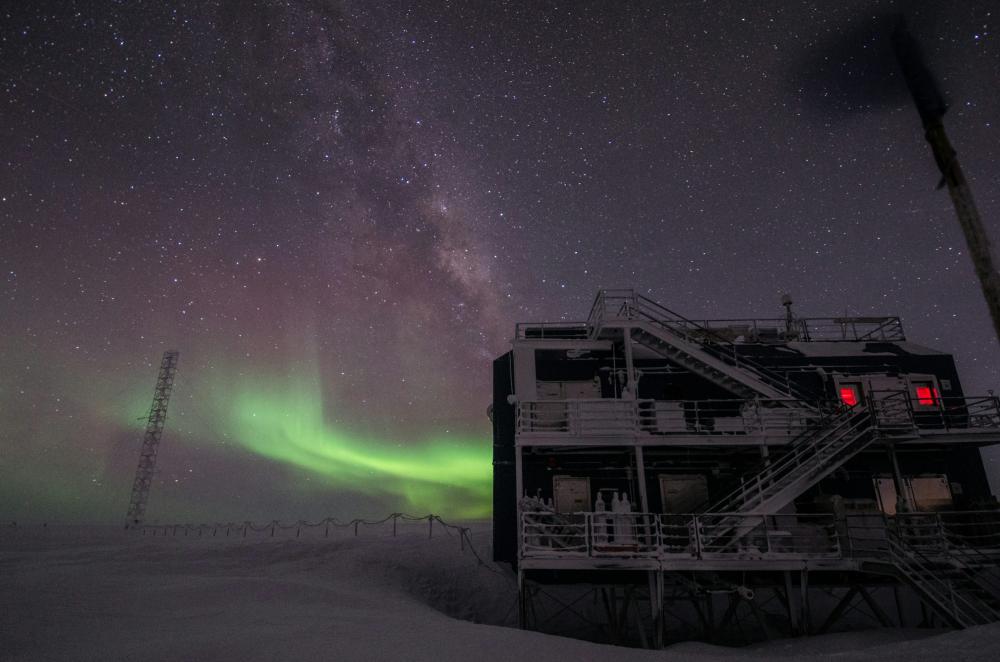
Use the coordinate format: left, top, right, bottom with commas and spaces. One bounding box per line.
124, 350, 180, 528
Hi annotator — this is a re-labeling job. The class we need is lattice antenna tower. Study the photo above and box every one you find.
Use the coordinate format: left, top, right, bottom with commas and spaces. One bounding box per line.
125, 350, 180, 528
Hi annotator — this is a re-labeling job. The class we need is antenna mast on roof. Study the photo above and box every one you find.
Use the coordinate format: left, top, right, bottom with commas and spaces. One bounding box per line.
125, 350, 180, 528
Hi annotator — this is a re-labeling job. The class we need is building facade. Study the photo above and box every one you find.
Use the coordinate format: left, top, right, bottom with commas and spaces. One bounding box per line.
492, 289, 1000, 646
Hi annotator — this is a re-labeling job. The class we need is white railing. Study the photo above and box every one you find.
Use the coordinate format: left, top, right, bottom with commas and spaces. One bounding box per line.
519, 511, 841, 561
585, 289, 905, 342
514, 322, 590, 340
694, 513, 841, 559
521, 510, 1000, 564
517, 399, 641, 436
515, 394, 1000, 439
516, 398, 819, 437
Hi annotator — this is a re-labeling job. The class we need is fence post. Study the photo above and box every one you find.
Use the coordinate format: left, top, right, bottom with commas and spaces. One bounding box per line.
393, 514, 397, 537
429, 516, 434, 538
354, 520, 359, 536
270, 522, 275, 537
325, 521, 330, 538
460, 528, 466, 552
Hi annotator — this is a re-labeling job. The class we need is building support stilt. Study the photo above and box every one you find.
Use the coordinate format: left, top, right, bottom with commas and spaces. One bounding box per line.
649, 571, 664, 649
887, 444, 912, 513
784, 571, 801, 634
517, 569, 526, 629
894, 584, 907, 627
800, 570, 811, 634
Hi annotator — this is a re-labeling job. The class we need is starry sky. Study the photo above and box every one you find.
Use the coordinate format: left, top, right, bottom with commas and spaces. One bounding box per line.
2, 0, 998, 523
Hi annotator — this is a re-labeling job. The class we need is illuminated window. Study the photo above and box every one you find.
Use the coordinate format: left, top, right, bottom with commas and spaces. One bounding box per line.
914, 383, 939, 406
839, 385, 860, 407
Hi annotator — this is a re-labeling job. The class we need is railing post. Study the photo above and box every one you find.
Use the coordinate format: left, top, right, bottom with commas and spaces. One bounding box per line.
936, 513, 948, 554
693, 516, 703, 559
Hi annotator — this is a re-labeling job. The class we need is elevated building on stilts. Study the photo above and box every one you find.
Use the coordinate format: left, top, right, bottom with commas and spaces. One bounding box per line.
491, 289, 1000, 647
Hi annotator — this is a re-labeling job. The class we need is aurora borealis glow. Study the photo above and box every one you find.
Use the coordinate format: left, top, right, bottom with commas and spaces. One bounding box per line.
3, 1, 999, 523
223, 372, 492, 518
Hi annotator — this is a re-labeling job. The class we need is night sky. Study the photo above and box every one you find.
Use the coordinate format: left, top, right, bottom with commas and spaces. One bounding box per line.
2, 1, 998, 523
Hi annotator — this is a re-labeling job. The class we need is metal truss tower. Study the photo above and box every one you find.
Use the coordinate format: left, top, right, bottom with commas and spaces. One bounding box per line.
125, 350, 180, 528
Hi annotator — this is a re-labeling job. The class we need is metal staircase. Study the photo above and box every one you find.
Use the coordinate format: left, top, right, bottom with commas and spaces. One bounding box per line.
881, 523, 1000, 627
590, 290, 819, 404
585, 290, 1000, 630
707, 407, 877, 516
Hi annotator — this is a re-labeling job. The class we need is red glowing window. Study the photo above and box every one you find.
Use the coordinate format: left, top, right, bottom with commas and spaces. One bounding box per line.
914, 384, 939, 406
839, 386, 860, 407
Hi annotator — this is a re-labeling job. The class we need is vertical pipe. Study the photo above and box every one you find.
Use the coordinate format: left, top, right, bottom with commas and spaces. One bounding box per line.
887, 444, 911, 513
784, 571, 800, 634
515, 443, 525, 561
517, 570, 526, 629
635, 445, 649, 513
623, 325, 637, 400
514, 441, 524, 514
800, 570, 810, 634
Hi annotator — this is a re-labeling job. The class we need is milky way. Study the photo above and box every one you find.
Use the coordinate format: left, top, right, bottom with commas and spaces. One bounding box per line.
2, 1, 998, 522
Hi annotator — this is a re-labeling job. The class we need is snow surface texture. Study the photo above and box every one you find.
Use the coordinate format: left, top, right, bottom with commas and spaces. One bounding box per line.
2, 521, 1000, 661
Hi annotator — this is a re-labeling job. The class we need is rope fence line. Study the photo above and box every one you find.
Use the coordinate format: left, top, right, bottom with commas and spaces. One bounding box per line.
137, 513, 502, 574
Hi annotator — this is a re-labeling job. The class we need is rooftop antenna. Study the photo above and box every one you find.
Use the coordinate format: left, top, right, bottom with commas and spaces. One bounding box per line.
892, 19, 1000, 344
781, 293, 795, 336
125, 350, 180, 528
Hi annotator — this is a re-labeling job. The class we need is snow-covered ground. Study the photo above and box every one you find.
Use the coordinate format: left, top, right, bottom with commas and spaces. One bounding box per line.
2, 520, 999, 661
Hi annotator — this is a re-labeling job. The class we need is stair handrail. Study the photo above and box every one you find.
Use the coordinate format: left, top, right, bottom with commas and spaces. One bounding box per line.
854, 316, 906, 342
705, 406, 872, 514
932, 514, 1000, 600
607, 291, 822, 403
885, 518, 1000, 626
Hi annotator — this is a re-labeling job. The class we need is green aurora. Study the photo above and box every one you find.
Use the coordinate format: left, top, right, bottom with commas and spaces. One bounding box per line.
213, 374, 493, 518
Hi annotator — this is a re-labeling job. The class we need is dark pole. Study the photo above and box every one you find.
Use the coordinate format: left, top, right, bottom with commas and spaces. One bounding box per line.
893, 21, 1000, 344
